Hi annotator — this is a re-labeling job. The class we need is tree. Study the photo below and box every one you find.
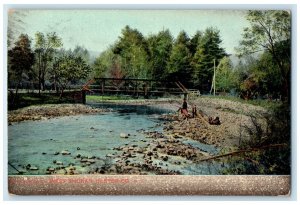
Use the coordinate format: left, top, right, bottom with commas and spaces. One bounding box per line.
215, 57, 237, 93
166, 31, 192, 86
34, 32, 62, 93
8, 34, 35, 105
238, 10, 291, 100
189, 30, 203, 55
191, 27, 226, 92
147, 29, 173, 80
93, 48, 115, 78
113, 25, 150, 78
51, 55, 91, 99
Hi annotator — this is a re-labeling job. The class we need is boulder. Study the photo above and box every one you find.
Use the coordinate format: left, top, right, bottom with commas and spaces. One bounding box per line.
61, 150, 71, 155
56, 161, 63, 165
29, 166, 39, 170
80, 158, 88, 163
120, 133, 129, 138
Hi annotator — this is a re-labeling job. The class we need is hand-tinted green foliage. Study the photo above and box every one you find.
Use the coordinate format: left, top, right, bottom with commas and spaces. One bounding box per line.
51, 54, 91, 97
92, 48, 115, 78
8, 34, 35, 105
34, 32, 63, 91
113, 25, 150, 78
238, 10, 291, 100
236, 51, 283, 100
222, 103, 290, 175
147, 29, 173, 80
215, 57, 237, 93
191, 27, 227, 92
166, 31, 193, 86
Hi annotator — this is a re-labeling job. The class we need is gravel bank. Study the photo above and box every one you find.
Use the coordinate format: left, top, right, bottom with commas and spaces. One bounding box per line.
8, 104, 107, 123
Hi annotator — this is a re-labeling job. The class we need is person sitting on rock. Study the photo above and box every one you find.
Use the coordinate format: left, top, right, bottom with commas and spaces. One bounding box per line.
178, 98, 189, 119
209, 116, 221, 125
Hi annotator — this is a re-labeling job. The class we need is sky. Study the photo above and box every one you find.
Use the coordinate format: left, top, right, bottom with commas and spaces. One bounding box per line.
8, 10, 250, 56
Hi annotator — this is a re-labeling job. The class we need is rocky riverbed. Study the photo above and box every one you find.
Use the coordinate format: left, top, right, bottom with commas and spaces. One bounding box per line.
8, 97, 271, 175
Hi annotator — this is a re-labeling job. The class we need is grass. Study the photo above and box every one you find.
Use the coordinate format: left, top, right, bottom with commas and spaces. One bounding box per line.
86, 94, 147, 103
8, 92, 76, 110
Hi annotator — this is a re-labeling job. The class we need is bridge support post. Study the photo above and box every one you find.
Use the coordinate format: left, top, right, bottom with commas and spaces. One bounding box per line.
82, 90, 86, 104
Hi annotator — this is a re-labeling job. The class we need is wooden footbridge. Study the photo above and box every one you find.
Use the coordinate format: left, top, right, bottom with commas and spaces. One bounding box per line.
80, 78, 200, 103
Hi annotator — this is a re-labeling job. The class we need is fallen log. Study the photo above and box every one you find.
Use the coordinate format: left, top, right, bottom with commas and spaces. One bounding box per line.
197, 143, 288, 162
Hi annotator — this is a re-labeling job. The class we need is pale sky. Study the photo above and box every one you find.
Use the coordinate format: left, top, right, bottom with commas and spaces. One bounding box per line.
9, 10, 250, 55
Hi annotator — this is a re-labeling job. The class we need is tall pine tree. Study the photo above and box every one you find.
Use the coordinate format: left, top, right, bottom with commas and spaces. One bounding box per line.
166, 31, 192, 87
191, 27, 226, 92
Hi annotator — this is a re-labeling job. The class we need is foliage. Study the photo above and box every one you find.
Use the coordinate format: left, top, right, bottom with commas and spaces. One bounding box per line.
191, 27, 227, 92
238, 10, 291, 100
34, 32, 63, 92
51, 54, 91, 98
113, 25, 150, 78
236, 51, 283, 100
93, 48, 114, 78
222, 103, 290, 175
215, 57, 237, 92
8, 34, 35, 106
166, 31, 193, 86
147, 29, 173, 80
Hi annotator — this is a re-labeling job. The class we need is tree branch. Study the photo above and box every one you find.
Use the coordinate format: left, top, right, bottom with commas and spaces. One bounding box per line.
197, 143, 288, 162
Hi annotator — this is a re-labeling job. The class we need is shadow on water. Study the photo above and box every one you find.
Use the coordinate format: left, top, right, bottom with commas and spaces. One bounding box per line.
88, 103, 171, 115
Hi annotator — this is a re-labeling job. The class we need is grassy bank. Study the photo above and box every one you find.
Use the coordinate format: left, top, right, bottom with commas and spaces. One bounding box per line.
86, 94, 134, 102
8, 92, 79, 110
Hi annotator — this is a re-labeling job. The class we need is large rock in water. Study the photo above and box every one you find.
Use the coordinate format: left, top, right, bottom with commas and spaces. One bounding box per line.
61, 150, 71, 155
120, 133, 129, 138
29, 166, 39, 170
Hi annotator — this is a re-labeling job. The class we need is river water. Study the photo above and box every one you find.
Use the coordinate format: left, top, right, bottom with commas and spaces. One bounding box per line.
8, 103, 222, 175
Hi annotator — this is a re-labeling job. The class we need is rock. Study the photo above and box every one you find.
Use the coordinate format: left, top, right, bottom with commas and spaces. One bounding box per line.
69, 166, 76, 170
42, 152, 47, 155
29, 166, 39, 170
48, 167, 55, 171
77, 147, 80, 150
76, 154, 81, 158
80, 158, 88, 162
54, 152, 60, 155
87, 159, 96, 164
162, 156, 169, 161
61, 150, 71, 155
147, 151, 153, 156
56, 161, 63, 165
120, 133, 129, 138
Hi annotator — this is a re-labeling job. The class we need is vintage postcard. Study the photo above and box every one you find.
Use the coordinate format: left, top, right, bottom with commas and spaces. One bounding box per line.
6, 8, 291, 196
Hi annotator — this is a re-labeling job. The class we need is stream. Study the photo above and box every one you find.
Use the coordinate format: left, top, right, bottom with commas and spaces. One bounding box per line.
8, 103, 223, 175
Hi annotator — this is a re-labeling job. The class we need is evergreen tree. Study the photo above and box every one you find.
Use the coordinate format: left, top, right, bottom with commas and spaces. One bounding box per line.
191, 27, 226, 92
113, 25, 149, 78
166, 31, 192, 87
147, 29, 173, 80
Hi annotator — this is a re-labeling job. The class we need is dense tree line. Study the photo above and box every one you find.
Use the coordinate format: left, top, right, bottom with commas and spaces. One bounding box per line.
94, 26, 227, 92
8, 10, 291, 102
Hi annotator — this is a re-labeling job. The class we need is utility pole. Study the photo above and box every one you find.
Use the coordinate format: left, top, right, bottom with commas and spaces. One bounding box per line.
213, 59, 216, 96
